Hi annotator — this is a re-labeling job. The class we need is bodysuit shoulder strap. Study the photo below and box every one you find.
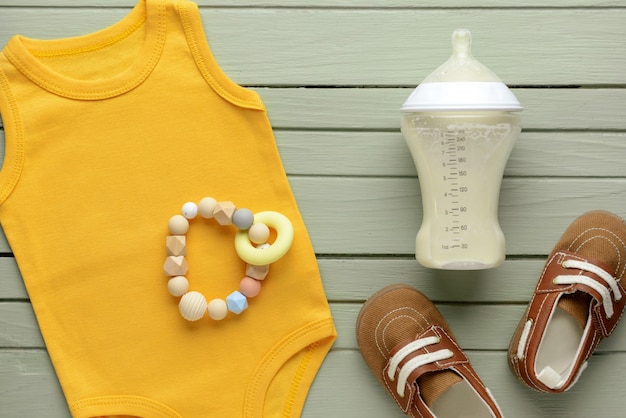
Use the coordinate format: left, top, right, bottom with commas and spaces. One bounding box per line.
0, 64, 25, 205
173, 0, 265, 110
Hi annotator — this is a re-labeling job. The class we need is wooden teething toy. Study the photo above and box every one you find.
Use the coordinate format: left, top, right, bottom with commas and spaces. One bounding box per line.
163, 197, 294, 321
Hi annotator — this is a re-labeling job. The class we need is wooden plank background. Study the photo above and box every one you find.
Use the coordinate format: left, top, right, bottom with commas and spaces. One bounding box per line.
1, 1, 626, 417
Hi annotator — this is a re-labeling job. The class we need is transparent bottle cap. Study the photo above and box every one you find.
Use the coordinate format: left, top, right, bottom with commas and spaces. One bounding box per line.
401, 29, 523, 112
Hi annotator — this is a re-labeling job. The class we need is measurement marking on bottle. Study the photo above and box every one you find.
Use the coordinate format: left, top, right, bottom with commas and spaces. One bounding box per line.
441, 130, 470, 251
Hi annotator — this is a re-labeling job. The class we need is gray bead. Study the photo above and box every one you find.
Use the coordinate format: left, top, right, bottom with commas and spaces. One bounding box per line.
232, 208, 254, 230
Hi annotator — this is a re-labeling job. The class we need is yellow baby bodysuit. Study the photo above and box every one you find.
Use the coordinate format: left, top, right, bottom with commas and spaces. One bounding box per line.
0, 1, 336, 417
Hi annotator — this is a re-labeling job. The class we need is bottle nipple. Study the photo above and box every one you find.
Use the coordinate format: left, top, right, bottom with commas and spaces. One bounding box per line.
451, 29, 472, 59
401, 29, 523, 111
420, 29, 501, 83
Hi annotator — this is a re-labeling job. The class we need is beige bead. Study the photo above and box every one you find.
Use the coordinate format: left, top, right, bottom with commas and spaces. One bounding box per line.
179, 291, 207, 321
166, 235, 186, 256
246, 263, 269, 280
213, 201, 237, 225
248, 223, 270, 244
207, 298, 228, 320
164, 256, 188, 276
168, 215, 189, 235
167, 276, 189, 297
198, 197, 217, 218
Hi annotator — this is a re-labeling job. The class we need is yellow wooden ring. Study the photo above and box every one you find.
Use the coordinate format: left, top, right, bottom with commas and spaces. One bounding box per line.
235, 211, 294, 265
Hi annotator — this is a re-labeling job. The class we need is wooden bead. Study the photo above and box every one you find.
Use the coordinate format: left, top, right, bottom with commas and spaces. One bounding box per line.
198, 197, 217, 218
168, 215, 189, 235
240, 276, 262, 298
213, 201, 237, 225
248, 223, 270, 244
167, 276, 189, 297
207, 298, 228, 320
164, 256, 188, 276
246, 263, 269, 280
179, 291, 207, 321
182, 202, 198, 219
166, 235, 186, 256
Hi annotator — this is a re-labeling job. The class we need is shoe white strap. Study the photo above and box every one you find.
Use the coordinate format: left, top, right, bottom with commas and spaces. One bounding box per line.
553, 259, 621, 319
387, 336, 454, 398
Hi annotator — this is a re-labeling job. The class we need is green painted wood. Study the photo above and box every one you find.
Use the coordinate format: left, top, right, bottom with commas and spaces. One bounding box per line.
275, 131, 626, 177
2, 0, 624, 7
5, 300, 626, 352
304, 350, 626, 418
3, 349, 626, 418
0, 302, 43, 348
2, 88, 623, 131
0, 178, 625, 254
1, 8, 625, 85
0, 257, 24, 298
290, 177, 626, 256
0, 350, 69, 417
1, 1, 625, 417
3, 130, 623, 178
0, 256, 549, 302
257, 88, 626, 130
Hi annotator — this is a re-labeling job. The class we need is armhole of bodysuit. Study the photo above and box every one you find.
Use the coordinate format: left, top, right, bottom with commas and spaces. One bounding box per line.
177, 1, 265, 111
0, 67, 24, 206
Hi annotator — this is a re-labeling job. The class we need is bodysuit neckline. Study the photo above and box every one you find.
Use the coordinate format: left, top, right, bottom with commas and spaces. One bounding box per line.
3, 0, 166, 100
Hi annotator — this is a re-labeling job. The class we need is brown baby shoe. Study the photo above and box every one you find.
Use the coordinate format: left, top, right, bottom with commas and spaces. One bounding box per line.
356, 284, 503, 417
508, 210, 626, 393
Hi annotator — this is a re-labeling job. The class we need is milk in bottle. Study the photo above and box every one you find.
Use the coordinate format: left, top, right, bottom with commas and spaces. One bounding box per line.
401, 29, 523, 270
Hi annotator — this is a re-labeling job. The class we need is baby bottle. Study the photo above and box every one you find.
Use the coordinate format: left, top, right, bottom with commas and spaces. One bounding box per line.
401, 29, 523, 270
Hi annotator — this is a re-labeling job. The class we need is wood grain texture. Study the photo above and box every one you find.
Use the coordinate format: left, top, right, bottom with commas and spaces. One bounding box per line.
0, 9, 625, 85
6, 299, 626, 352
256, 88, 626, 130
1, 1, 625, 417
2, 0, 625, 6
2, 88, 626, 130
3, 349, 626, 418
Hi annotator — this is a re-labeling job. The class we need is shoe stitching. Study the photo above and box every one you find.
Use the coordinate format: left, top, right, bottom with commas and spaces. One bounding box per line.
583, 329, 600, 361
510, 357, 523, 385
572, 235, 622, 276
380, 315, 425, 354
510, 338, 549, 393
522, 252, 568, 389
382, 326, 463, 418
568, 227, 626, 278
410, 333, 467, 374
383, 367, 416, 416
519, 296, 551, 392
455, 364, 482, 388
522, 254, 562, 369
567, 248, 626, 335
430, 327, 468, 370
374, 306, 429, 356
520, 248, 626, 392
552, 251, 625, 335
597, 291, 626, 335
416, 329, 482, 417
535, 253, 563, 295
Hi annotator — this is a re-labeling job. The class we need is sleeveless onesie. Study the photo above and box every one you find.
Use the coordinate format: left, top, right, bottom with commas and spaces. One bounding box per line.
0, 1, 336, 416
